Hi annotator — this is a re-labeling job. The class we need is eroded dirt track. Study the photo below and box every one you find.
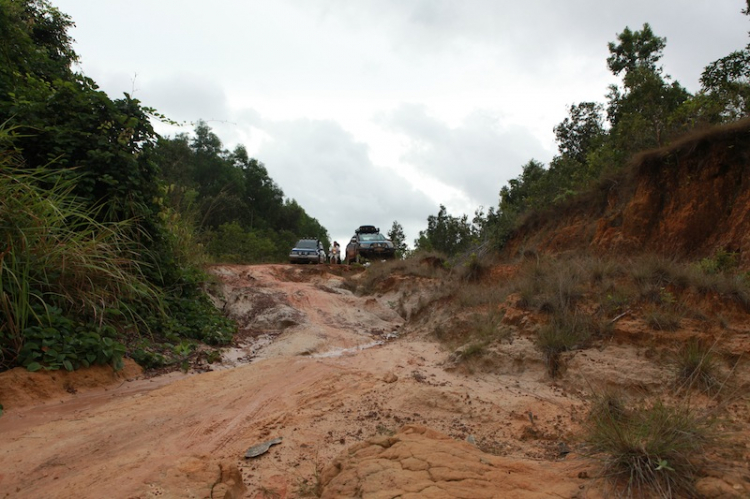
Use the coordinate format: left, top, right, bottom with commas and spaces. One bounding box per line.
0, 264, 746, 498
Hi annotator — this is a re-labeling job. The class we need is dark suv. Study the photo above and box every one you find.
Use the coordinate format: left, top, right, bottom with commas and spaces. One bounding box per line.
345, 226, 395, 263
289, 238, 325, 264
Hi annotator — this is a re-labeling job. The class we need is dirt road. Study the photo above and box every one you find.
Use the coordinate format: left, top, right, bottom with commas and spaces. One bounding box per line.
0, 264, 744, 498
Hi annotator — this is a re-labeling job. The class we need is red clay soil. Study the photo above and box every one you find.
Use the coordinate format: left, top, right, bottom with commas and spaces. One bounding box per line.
505, 119, 750, 268
1, 263, 748, 498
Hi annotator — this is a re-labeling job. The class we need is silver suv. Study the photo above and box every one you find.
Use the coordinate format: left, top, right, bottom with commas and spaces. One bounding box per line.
289, 239, 326, 264
345, 226, 395, 263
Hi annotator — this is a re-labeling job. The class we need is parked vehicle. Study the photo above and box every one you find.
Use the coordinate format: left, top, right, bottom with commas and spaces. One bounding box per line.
289, 238, 326, 264
345, 226, 395, 263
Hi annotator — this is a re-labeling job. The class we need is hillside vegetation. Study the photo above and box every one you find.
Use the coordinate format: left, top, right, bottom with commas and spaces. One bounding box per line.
0, 0, 327, 374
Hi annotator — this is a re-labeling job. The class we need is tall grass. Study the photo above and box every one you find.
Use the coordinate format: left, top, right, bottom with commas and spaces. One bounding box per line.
0, 138, 156, 370
585, 398, 714, 498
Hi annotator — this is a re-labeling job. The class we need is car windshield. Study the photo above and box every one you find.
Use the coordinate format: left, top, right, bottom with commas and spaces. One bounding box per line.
360, 234, 386, 242
296, 240, 318, 249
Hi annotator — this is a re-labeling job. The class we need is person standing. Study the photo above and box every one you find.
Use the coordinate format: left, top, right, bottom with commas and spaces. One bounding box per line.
330, 241, 341, 264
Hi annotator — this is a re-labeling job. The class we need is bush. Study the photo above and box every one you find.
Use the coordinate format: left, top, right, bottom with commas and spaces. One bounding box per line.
698, 249, 739, 275
0, 163, 156, 371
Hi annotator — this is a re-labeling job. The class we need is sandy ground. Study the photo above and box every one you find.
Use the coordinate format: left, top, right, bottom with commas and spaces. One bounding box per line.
0, 264, 747, 498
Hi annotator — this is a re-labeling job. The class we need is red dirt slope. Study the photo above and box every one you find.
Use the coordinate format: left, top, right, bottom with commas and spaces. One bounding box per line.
505, 119, 750, 268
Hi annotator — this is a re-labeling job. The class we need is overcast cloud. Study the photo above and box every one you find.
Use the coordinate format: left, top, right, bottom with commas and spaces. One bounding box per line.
53, 0, 749, 246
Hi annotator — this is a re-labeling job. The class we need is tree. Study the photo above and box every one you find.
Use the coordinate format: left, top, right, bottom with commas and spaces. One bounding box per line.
387, 221, 408, 258
606, 24, 689, 151
700, 48, 750, 121
415, 205, 478, 256
606, 23, 665, 77
554, 102, 606, 165
0, 1, 237, 372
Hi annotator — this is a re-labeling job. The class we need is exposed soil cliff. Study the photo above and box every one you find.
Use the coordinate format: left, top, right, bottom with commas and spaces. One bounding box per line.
505, 119, 750, 268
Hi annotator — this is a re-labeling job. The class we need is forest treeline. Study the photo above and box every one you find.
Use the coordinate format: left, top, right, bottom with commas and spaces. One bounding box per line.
414, 9, 750, 256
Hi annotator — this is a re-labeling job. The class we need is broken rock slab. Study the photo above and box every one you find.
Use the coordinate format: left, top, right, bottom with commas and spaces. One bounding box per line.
319, 425, 597, 499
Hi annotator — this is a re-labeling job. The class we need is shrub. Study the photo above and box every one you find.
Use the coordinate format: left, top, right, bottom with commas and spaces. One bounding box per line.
698, 249, 739, 275
0, 163, 156, 371
459, 252, 488, 283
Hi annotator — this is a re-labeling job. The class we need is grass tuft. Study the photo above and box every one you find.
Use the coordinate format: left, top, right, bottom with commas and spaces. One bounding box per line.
536, 312, 595, 377
585, 399, 714, 498
675, 338, 720, 394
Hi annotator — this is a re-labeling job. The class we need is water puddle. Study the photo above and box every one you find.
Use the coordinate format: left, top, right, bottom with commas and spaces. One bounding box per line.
311, 340, 384, 358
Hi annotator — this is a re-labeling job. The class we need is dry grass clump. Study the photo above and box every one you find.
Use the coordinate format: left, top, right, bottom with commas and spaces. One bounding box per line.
455, 282, 509, 308
630, 254, 692, 291
536, 312, 604, 377
585, 397, 715, 498
515, 255, 586, 313
674, 338, 721, 394
346, 253, 447, 295
691, 270, 750, 311
434, 310, 509, 350
644, 306, 683, 331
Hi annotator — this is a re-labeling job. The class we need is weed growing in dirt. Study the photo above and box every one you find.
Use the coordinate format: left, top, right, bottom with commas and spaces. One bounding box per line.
348, 253, 447, 295
514, 256, 585, 313
455, 282, 509, 308
675, 338, 720, 393
295, 457, 324, 498
585, 399, 715, 498
536, 312, 596, 377
644, 306, 682, 331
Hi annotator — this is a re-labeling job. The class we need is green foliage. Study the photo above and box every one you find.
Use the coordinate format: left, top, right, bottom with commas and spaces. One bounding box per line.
698, 249, 739, 275
0, 159, 156, 371
606, 23, 666, 77
585, 399, 713, 498
154, 123, 330, 263
700, 47, 750, 121
415, 205, 480, 256
19, 314, 126, 372
0, 3, 240, 373
147, 268, 236, 347
387, 221, 408, 258
206, 222, 278, 263
553, 102, 606, 165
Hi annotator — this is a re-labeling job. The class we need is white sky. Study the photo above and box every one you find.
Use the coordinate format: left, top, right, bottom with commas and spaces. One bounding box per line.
52, 0, 749, 247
